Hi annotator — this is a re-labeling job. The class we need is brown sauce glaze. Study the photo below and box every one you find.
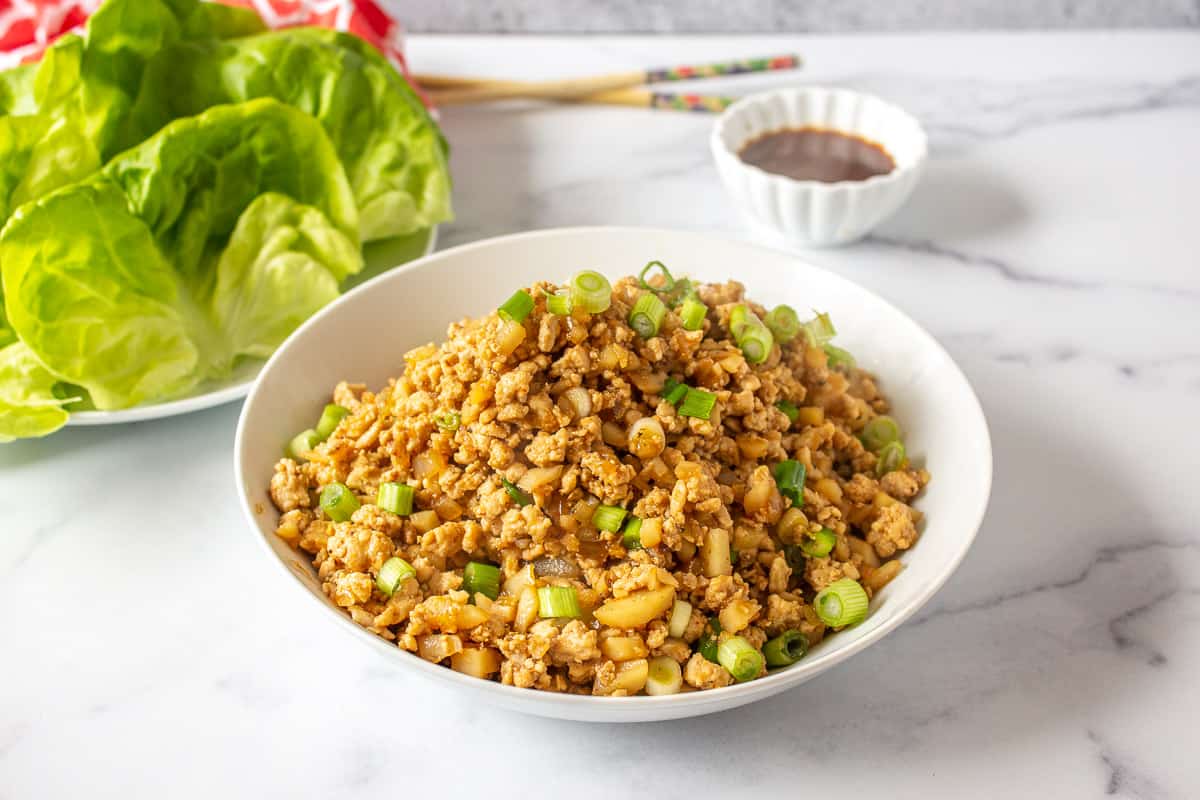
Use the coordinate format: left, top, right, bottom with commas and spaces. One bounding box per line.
738, 127, 895, 183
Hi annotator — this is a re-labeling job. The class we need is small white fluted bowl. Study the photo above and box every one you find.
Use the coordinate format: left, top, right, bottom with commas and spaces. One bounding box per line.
712, 88, 927, 247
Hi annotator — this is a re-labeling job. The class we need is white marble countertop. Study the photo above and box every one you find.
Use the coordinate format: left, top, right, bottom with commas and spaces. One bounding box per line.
4, 31, 1199, 798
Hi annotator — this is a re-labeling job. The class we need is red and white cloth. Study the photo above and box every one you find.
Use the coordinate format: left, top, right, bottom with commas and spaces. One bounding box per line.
0, 0, 416, 89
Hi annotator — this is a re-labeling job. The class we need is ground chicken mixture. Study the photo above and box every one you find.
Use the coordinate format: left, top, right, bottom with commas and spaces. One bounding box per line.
268, 271, 929, 696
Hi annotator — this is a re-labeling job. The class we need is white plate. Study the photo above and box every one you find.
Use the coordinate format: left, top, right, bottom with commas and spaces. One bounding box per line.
234, 226, 992, 722
67, 226, 439, 426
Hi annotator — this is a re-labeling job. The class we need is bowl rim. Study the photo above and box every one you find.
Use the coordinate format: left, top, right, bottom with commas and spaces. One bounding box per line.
710, 86, 929, 192
234, 225, 992, 714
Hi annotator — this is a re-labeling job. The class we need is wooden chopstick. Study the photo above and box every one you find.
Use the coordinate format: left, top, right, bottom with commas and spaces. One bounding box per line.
416, 53, 800, 107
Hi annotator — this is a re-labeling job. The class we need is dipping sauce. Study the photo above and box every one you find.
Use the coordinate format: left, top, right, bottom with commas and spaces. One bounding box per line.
738, 127, 895, 183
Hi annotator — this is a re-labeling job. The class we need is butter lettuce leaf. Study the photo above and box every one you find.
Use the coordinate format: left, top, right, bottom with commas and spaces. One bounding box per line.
124, 27, 451, 240
212, 192, 360, 359
0, 99, 360, 411
0, 342, 74, 442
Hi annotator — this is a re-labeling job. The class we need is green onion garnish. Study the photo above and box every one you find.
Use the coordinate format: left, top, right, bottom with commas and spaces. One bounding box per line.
763, 630, 809, 667
661, 378, 688, 406
773, 459, 806, 507
678, 387, 716, 419
638, 260, 676, 292
376, 556, 416, 597
814, 578, 870, 627
730, 545, 739, 566
875, 440, 907, 476
569, 270, 612, 314
501, 477, 533, 507
434, 411, 461, 431
717, 635, 764, 683
315, 404, 350, 440
546, 290, 573, 315
775, 400, 799, 424
860, 416, 902, 452
678, 296, 707, 331
728, 304, 753, 340
697, 617, 722, 663
629, 292, 668, 338
319, 482, 360, 522
592, 504, 628, 533
286, 428, 321, 460
537, 585, 583, 619
498, 289, 534, 323
621, 516, 643, 550
824, 343, 856, 368
463, 562, 501, 600
799, 527, 836, 558
377, 481, 414, 516
737, 321, 774, 365
802, 311, 837, 347
763, 305, 801, 343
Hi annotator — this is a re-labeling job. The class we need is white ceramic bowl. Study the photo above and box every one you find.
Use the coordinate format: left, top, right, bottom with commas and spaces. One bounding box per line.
234, 227, 991, 722
712, 88, 927, 247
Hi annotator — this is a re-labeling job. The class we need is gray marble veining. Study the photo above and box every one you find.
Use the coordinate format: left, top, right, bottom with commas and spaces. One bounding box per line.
2, 31, 1198, 799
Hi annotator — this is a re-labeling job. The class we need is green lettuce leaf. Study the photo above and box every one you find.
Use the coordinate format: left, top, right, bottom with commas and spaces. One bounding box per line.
212, 192, 360, 359
0, 98, 360, 411
0, 342, 74, 442
0, 64, 37, 116
123, 27, 451, 240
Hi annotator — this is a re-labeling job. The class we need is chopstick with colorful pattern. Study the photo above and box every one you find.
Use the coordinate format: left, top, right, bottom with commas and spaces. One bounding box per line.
420, 53, 800, 107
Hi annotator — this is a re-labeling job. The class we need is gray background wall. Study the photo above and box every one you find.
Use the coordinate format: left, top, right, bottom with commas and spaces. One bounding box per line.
384, 0, 1200, 33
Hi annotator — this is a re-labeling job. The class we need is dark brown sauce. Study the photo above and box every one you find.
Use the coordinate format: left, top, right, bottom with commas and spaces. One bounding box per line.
738, 127, 895, 183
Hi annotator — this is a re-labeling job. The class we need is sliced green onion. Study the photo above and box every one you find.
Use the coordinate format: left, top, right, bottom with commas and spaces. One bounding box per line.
799, 527, 837, 558
376, 556, 416, 596
537, 585, 582, 618
728, 304, 753, 340
717, 635, 764, 683
824, 343, 856, 368
697, 617, 722, 663
661, 378, 688, 406
667, 599, 693, 639
501, 477, 533, 507
763, 630, 809, 667
773, 459, 806, 507
775, 400, 799, 424
569, 270, 612, 314
376, 482, 414, 516
498, 289, 534, 323
730, 545, 739, 566
678, 387, 716, 420
860, 416, 902, 452
434, 411, 461, 431
319, 482, 360, 522
546, 290, 573, 315
764, 305, 801, 343
286, 428, 321, 460
875, 440, 907, 476
678, 296, 707, 331
737, 321, 774, 365
621, 516, 643, 549
802, 311, 837, 347
315, 404, 350, 440
814, 578, 870, 627
638, 260, 675, 292
629, 292, 668, 338
645, 655, 683, 696
463, 562, 501, 600
592, 504, 628, 533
